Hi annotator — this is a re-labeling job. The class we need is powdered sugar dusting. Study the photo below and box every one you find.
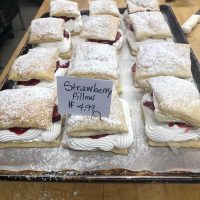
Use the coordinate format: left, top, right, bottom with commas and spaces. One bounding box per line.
136, 42, 192, 78
129, 11, 172, 41
149, 76, 200, 126
68, 42, 119, 80
126, 0, 160, 13
50, 0, 80, 18
9, 48, 58, 81
80, 15, 120, 41
89, 0, 120, 17
0, 87, 55, 129
29, 18, 64, 44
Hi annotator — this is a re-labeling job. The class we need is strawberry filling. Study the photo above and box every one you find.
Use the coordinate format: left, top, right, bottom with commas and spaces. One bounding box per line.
64, 30, 70, 39
89, 134, 109, 139
88, 31, 121, 45
132, 63, 136, 73
9, 105, 61, 135
18, 61, 70, 86
60, 16, 75, 22
143, 100, 192, 133
143, 101, 155, 111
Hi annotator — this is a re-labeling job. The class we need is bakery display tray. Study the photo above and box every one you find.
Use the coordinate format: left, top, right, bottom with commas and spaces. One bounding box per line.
1, 5, 200, 183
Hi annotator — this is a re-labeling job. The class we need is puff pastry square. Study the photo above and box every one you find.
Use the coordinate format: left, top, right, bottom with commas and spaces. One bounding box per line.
89, 0, 120, 17
66, 89, 128, 136
50, 0, 80, 17
29, 18, 64, 44
68, 42, 119, 80
80, 15, 120, 41
126, 0, 159, 13
0, 88, 56, 129
134, 42, 192, 88
142, 93, 200, 147
129, 11, 172, 41
148, 76, 200, 127
126, 29, 172, 56
9, 48, 59, 81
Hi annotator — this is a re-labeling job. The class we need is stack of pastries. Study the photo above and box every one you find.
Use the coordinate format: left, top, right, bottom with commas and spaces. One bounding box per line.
1, 0, 199, 155
0, 0, 135, 154
124, 0, 200, 147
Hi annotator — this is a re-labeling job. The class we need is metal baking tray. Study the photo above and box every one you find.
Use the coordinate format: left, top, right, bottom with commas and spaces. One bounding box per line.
0, 5, 200, 183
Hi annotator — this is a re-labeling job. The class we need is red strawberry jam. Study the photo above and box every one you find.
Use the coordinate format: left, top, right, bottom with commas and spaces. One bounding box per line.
132, 63, 136, 73
64, 30, 70, 39
60, 16, 75, 22
9, 127, 30, 135
18, 79, 40, 86
52, 105, 61, 122
89, 134, 109, 139
168, 122, 191, 128
143, 101, 155, 111
55, 61, 70, 72
88, 31, 121, 45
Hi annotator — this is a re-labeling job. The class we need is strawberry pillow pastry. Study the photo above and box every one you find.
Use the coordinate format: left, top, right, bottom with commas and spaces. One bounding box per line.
126, 0, 159, 14
133, 42, 192, 89
67, 42, 122, 93
62, 90, 134, 154
0, 87, 62, 147
89, 0, 120, 17
125, 11, 172, 55
8, 48, 69, 90
80, 15, 123, 50
50, 0, 83, 35
28, 18, 72, 59
142, 76, 200, 147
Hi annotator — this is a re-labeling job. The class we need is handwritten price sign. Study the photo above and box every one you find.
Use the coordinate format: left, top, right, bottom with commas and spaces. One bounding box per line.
57, 76, 113, 118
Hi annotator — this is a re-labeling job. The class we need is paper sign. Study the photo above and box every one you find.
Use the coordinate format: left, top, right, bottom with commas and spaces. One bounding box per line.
57, 76, 113, 118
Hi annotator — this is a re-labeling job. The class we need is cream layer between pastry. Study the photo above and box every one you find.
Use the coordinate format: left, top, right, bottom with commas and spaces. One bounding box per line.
142, 93, 200, 142
64, 99, 134, 152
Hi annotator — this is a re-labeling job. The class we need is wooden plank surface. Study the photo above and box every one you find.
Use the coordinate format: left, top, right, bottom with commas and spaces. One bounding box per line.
1, 0, 200, 199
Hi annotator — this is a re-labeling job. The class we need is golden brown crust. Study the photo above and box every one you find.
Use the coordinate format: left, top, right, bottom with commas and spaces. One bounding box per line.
0, 88, 56, 129
8, 48, 59, 81
28, 18, 64, 44
80, 15, 120, 41
148, 138, 200, 147
50, 0, 80, 18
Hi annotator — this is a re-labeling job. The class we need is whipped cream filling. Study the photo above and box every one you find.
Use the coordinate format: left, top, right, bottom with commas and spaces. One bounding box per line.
63, 99, 134, 152
64, 16, 83, 33
142, 93, 200, 142
37, 31, 71, 54
18, 58, 68, 90
0, 121, 61, 142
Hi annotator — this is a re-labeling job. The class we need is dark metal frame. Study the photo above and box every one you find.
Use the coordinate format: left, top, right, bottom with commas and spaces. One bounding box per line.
0, 5, 200, 183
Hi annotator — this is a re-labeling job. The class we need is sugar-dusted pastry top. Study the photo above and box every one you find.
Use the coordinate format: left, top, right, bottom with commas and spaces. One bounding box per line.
29, 18, 64, 44
89, 0, 120, 17
126, 29, 173, 55
9, 48, 59, 81
142, 93, 200, 142
135, 42, 192, 79
126, 0, 159, 13
149, 76, 200, 127
80, 15, 120, 41
68, 42, 119, 80
50, 0, 80, 18
0, 87, 56, 129
129, 11, 172, 41
66, 89, 128, 136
